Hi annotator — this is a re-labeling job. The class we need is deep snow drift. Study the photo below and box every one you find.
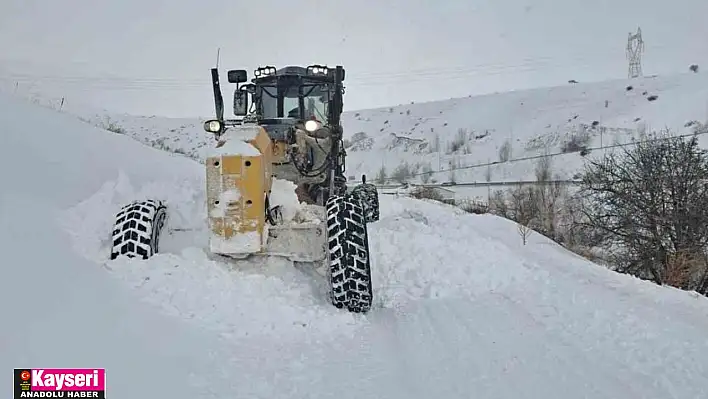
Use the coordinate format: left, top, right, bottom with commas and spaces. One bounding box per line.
2, 92, 708, 398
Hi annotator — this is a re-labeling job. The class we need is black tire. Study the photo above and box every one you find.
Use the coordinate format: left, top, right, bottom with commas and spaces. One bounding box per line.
110, 200, 167, 260
326, 193, 373, 313
350, 183, 380, 223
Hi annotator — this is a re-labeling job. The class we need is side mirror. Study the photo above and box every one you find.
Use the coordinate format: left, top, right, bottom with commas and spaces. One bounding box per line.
233, 90, 248, 116
227, 70, 248, 84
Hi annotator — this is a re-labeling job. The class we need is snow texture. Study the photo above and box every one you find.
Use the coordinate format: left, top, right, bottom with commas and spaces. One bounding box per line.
208, 230, 262, 254
209, 188, 241, 218
3, 83, 708, 399
269, 178, 304, 223
209, 125, 261, 157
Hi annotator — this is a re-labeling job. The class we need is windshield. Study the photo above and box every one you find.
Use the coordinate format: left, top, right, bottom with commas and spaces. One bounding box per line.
257, 82, 329, 121
302, 85, 329, 121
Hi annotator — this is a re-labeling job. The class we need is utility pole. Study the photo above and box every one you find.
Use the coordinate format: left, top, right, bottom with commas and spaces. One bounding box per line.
486, 158, 491, 202
626, 27, 644, 78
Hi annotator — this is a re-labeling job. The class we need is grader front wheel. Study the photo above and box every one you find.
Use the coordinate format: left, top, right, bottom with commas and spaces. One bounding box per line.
326, 193, 373, 313
110, 200, 167, 260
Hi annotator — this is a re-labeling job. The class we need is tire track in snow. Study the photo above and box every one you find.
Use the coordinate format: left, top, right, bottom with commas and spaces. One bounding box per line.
373, 295, 634, 398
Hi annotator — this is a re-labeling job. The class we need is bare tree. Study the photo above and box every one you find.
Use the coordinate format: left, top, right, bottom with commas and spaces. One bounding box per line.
499, 140, 512, 162
431, 134, 441, 153
532, 154, 565, 240
448, 156, 458, 183
518, 223, 532, 245
489, 189, 509, 217
448, 128, 468, 153
375, 165, 387, 184
507, 184, 536, 244
391, 161, 413, 183
578, 131, 708, 292
420, 163, 433, 183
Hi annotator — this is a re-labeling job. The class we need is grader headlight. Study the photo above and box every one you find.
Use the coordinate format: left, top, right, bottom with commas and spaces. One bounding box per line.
254, 66, 277, 77
305, 119, 320, 132
307, 65, 329, 75
204, 119, 223, 133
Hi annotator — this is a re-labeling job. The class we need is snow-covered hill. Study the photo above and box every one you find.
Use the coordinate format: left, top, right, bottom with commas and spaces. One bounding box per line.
41, 71, 708, 198
3, 86, 708, 398
345, 71, 708, 179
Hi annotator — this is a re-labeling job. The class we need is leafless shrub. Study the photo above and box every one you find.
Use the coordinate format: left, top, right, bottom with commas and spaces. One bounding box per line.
391, 161, 413, 183
448, 128, 468, 153
101, 116, 125, 134
457, 199, 489, 214
409, 186, 444, 202
487, 156, 569, 244
663, 250, 703, 290
560, 128, 591, 153
508, 185, 536, 226
489, 189, 509, 217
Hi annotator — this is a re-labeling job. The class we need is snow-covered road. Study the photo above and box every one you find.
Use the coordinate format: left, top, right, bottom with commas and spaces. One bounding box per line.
2, 92, 708, 398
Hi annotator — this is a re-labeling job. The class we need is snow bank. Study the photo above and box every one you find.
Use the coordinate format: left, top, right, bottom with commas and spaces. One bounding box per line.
0, 93, 241, 398
59, 168, 362, 342
370, 196, 533, 307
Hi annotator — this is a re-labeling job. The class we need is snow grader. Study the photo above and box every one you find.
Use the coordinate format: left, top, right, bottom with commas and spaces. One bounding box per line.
108, 64, 380, 313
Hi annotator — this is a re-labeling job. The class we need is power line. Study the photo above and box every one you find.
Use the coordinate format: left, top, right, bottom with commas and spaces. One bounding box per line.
0, 53, 621, 91
369, 127, 708, 182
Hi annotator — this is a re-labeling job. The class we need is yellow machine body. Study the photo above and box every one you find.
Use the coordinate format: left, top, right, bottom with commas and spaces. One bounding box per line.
205, 124, 327, 262
206, 125, 273, 255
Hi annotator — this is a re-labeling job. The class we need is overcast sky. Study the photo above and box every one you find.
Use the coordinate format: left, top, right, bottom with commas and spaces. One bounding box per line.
1, 0, 706, 117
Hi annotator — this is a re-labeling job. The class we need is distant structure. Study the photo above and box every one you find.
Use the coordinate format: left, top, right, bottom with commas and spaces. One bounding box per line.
626, 27, 644, 78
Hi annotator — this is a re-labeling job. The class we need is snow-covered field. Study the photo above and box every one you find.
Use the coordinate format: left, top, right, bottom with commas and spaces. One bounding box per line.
22, 70, 708, 204
3, 88, 708, 397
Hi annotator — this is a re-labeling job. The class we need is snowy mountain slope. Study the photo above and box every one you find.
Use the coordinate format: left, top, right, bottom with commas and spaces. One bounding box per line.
44, 71, 708, 198
3, 92, 708, 398
345, 71, 708, 183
